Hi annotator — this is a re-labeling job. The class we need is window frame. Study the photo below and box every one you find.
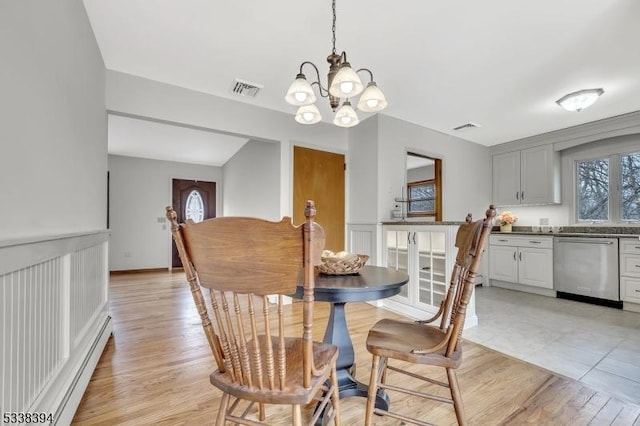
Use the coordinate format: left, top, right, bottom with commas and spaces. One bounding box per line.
574, 150, 640, 224
405, 152, 442, 220
407, 179, 437, 217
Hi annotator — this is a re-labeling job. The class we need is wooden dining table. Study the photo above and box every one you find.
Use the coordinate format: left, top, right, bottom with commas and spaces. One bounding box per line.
293, 265, 409, 410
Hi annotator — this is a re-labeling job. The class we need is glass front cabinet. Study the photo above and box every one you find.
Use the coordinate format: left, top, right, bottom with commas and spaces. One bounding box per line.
382, 224, 468, 322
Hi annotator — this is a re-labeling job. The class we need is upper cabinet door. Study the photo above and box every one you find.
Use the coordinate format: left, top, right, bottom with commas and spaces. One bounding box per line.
520, 145, 560, 205
492, 151, 521, 205
492, 145, 561, 206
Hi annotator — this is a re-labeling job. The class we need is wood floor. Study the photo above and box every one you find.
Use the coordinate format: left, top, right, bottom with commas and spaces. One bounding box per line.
73, 271, 640, 425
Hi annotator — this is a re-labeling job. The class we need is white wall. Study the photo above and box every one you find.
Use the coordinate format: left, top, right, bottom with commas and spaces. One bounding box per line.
347, 116, 380, 224
106, 70, 348, 219
407, 165, 434, 183
377, 115, 493, 222
223, 140, 280, 221
0, 1, 107, 240
108, 155, 222, 270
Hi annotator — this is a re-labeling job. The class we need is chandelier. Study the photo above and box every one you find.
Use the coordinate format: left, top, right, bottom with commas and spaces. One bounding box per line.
284, 0, 387, 128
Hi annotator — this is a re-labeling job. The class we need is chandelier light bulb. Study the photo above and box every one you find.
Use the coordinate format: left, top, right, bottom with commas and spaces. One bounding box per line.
285, 74, 316, 106
333, 101, 359, 127
329, 63, 364, 98
295, 104, 322, 125
340, 81, 354, 94
357, 82, 388, 112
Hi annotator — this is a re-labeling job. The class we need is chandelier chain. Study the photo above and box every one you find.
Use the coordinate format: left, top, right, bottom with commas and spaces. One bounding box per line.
331, 0, 337, 54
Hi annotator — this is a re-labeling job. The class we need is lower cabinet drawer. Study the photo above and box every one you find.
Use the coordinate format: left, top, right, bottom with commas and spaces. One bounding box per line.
621, 277, 640, 303
620, 254, 640, 277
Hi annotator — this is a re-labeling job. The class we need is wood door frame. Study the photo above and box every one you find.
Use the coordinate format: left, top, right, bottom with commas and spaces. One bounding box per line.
406, 150, 443, 221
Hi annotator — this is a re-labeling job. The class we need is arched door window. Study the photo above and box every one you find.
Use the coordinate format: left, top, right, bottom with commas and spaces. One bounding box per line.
185, 190, 205, 222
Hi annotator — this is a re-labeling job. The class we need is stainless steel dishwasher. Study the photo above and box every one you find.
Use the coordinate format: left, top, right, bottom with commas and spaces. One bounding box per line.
554, 236, 620, 307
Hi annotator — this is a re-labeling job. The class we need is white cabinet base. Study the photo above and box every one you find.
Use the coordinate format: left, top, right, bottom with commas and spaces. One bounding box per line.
382, 224, 479, 328
623, 301, 640, 313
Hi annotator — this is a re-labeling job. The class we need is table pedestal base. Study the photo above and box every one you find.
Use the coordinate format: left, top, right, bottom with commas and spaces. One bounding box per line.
335, 367, 389, 410
323, 302, 390, 409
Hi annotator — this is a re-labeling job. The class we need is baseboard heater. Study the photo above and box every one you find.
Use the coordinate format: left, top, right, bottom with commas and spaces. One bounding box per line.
52, 315, 113, 425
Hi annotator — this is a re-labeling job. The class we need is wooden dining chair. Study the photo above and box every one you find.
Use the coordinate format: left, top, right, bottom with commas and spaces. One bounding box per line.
166, 200, 340, 426
365, 205, 496, 426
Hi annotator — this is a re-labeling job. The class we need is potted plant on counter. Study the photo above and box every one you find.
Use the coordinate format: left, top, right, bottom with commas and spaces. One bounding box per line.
496, 211, 517, 232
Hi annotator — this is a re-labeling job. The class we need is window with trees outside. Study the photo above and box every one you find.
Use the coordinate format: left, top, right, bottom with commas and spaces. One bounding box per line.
577, 152, 640, 223
408, 180, 436, 216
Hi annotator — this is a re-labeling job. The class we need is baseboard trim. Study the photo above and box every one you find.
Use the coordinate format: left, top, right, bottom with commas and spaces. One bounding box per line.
110, 268, 172, 275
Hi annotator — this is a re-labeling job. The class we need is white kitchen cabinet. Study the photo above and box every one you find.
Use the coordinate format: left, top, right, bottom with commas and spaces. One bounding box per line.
489, 234, 554, 292
382, 224, 461, 321
619, 238, 640, 308
489, 244, 518, 282
492, 145, 561, 206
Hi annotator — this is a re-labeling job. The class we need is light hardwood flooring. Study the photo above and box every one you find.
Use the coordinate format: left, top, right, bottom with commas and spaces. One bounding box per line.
72, 272, 640, 425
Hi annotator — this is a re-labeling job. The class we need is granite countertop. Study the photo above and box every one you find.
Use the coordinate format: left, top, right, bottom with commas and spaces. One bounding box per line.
492, 226, 640, 238
381, 222, 640, 238
381, 221, 467, 226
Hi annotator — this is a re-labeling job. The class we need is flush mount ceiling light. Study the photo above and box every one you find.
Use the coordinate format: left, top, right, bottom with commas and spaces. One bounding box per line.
556, 88, 604, 112
284, 0, 387, 128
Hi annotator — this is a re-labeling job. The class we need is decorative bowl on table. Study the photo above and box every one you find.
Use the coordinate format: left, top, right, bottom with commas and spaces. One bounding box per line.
317, 250, 369, 275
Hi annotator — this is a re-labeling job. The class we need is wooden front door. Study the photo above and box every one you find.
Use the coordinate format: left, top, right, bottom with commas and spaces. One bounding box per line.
293, 146, 345, 252
171, 179, 216, 267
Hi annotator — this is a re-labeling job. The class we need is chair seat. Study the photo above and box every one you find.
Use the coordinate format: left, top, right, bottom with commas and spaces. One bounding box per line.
366, 318, 461, 368
210, 336, 338, 405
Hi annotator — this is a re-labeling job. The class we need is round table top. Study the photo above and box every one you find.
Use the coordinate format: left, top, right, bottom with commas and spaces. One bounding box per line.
294, 265, 409, 303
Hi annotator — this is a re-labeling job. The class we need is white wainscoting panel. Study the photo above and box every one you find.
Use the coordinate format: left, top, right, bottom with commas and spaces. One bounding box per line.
1, 258, 64, 419
0, 231, 111, 424
347, 223, 377, 265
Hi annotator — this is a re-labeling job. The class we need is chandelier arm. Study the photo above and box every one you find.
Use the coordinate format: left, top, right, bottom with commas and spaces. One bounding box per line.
356, 68, 374, 83
310, 81, 330, 98
299, 61, 330, 97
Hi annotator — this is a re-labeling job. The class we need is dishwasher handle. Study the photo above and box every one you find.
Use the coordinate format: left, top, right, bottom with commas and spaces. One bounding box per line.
556, 239, 614, 245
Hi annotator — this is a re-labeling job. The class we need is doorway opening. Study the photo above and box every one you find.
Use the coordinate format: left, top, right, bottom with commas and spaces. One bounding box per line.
406, 152, 442, 221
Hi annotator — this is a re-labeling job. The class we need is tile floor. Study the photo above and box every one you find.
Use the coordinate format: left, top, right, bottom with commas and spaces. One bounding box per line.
464, 286, 640, 404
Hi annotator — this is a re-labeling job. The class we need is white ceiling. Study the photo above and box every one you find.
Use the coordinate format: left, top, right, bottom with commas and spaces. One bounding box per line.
108, 115, 248, 167
85, 0, 640, 152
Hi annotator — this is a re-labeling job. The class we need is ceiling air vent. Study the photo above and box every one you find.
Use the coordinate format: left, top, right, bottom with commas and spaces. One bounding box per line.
452, 122, 480, 131
230, 78, 263, 98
